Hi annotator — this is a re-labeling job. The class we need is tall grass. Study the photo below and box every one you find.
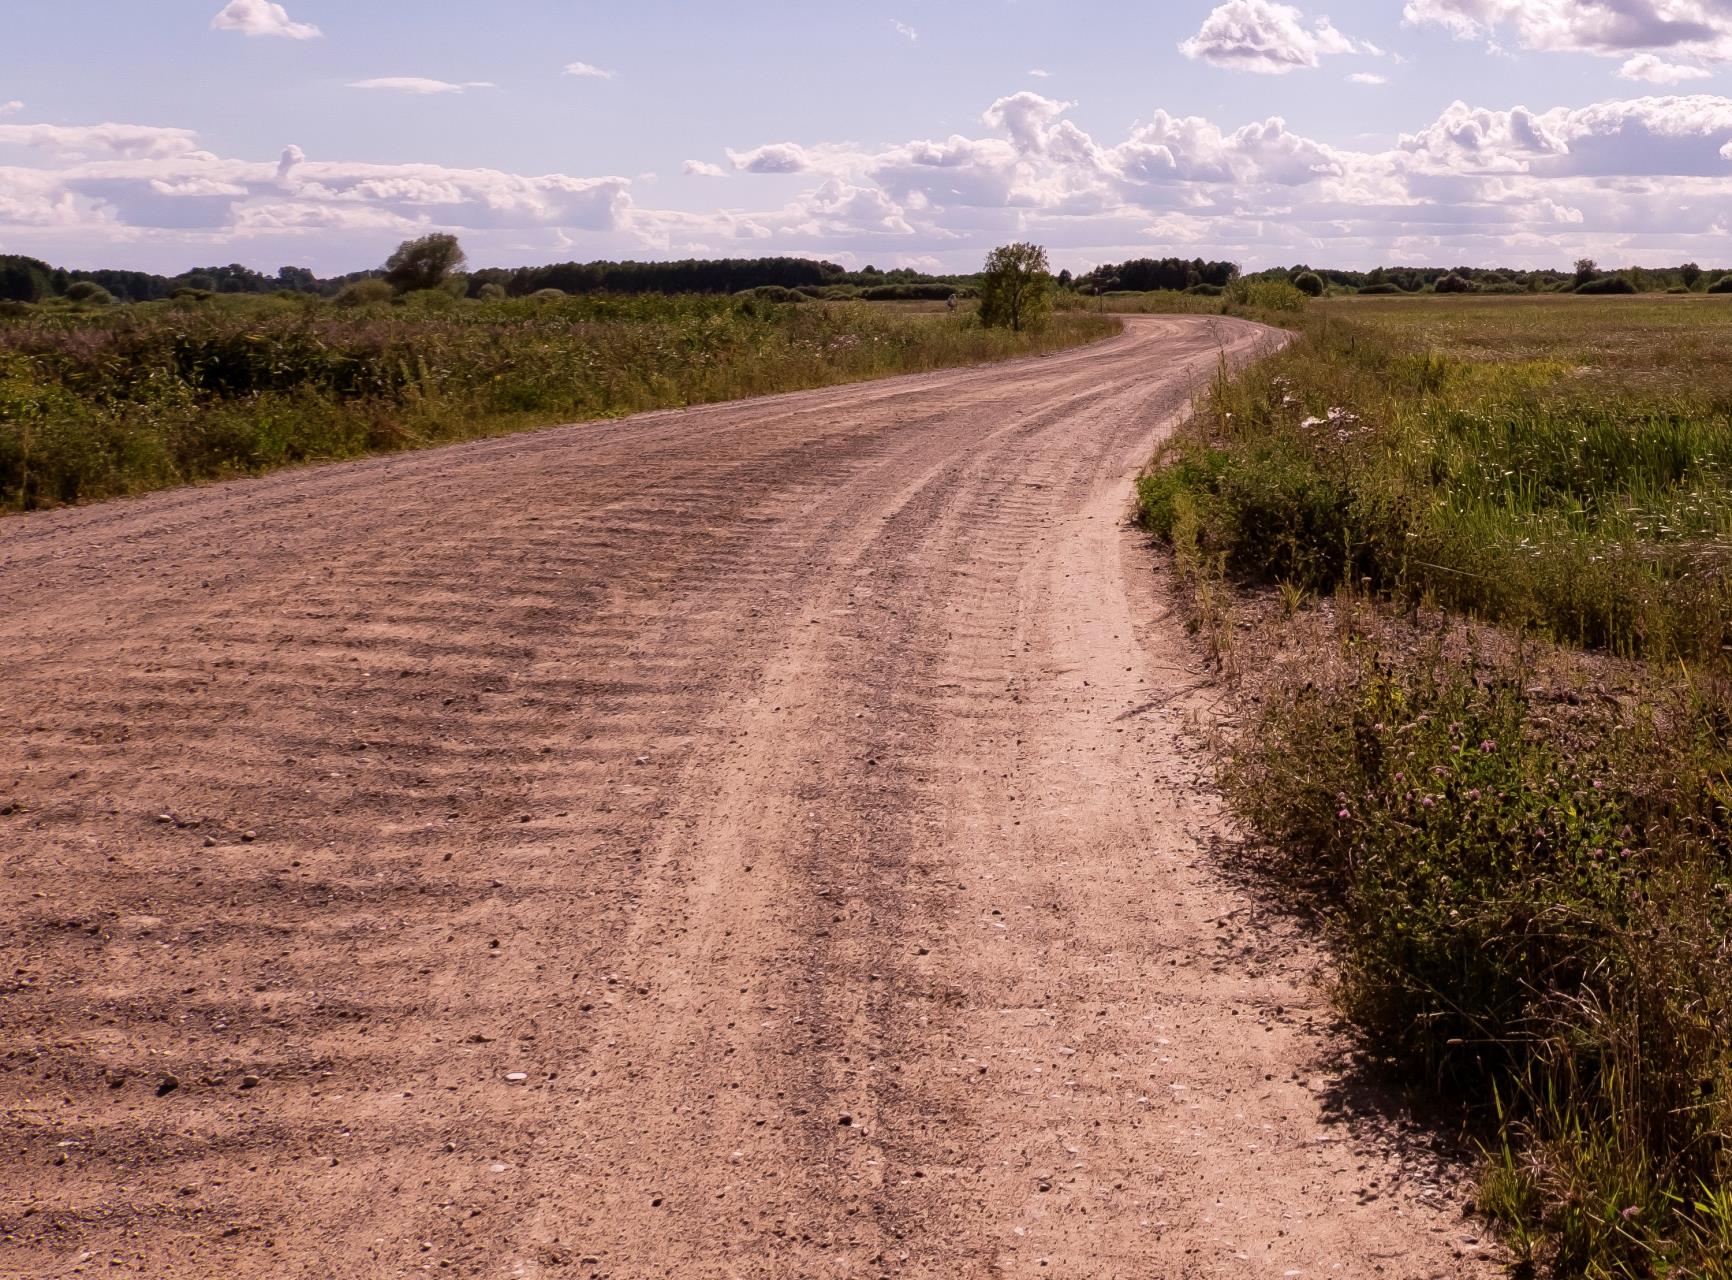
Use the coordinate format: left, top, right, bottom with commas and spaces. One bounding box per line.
0, 292, 1117, 511
1142, 295, 1732, 1277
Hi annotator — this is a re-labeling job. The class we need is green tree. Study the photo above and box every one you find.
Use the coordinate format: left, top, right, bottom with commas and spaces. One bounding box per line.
384, 233, 467, 294
1680, 262, 1703, 289
977, 242, 1053, 332
1574, 257, 1599, 286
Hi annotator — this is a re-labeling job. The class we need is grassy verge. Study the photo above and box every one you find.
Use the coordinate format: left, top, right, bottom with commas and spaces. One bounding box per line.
0, 292, 1118, 511
1141, 295, 1732, 1277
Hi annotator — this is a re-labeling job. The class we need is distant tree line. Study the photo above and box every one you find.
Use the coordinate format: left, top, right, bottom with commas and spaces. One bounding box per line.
1074, 257, 1242, 293
6, 246, 1731, 307
1244, 260, 1732, 296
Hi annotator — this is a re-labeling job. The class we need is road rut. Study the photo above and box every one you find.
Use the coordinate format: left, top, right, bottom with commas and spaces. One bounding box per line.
0, 316, 1489, 1278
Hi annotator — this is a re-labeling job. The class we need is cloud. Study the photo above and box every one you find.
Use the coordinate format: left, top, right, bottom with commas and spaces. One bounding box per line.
1028, 68, 1052, 78
349, 78, 496, 95
1180, 0, 1360, 73
683, 160, 728, 177
1404, 0, 1732, 61
1620, 53, 1712, 82
0, 101, 22, 117
1350, 71, 1389, 84
891, 19, 918, 42
7, 91, 1732, 274
0, 121, 205, 161
727, 142, 812, 173
564, 62, 617, 80
210, 0, 320, 39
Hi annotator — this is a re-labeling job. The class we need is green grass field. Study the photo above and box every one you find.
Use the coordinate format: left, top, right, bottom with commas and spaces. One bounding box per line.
1141, 294, 1732, 1278
0, 292, 1116, 512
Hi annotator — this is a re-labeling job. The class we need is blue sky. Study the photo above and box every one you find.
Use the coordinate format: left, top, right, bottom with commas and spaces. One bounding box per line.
3, 1, 1731, 274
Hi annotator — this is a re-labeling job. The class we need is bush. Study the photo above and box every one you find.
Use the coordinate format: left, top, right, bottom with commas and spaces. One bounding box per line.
475, 283, 508, 302
400, 288, 458, 312
1433, 273, 1474, 294
858, 282, 962, 301
1576, 275, 1639, 295
1292, 271, 1325, 297
1227, 280, 1308, 313
1186, 283, 1224, 297
334, 279, 394, 308
1708, 276, 1732, 294
64, 281, 113, 306
531, 288, 567, 303
1355, 283, 1406, 295
736, 285, 806, 303
171, 287, 215, 302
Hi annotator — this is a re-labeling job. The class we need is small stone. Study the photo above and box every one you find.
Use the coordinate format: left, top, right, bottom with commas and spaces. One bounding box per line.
241, 831, 257, 843
239, 1075, 261, 1090
504, 1072, 529, 1083
156, 1075, 180, 1097
203, 837, 216, 849
837, 1113, 853, 1127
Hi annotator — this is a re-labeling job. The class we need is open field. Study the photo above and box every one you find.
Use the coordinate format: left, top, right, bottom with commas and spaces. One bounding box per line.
1141, 294, 1732, 1277
0, 317, 1506, 1278
0, 293, 1115, 512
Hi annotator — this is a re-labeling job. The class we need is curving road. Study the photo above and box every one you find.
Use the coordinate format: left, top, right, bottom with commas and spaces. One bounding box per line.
0, 317, 1489, 1278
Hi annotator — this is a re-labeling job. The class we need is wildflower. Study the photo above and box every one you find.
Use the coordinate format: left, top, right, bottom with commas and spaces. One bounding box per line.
1338, 809, 1351, 820
1466, 789, 1481, 801
1420, 795, 1436, 808
1479, 739, 1498, 753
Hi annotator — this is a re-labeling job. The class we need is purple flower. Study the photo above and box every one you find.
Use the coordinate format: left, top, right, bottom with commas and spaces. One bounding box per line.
1480, 740, 1498, 753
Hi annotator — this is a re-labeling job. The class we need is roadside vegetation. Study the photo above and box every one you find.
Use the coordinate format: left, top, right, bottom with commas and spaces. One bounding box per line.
0, 238, 1113, 512
1141, 293, 1732, 1277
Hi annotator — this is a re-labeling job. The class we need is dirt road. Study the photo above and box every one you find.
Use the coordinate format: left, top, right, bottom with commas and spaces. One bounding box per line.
0, 317, 1491, 1278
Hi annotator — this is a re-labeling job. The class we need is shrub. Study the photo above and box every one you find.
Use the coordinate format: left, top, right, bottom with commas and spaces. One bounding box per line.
1433, 273, 1474, 293
1576, 275, 1639, 295
475, 282, 508, 302
1355, 282, 1406, 295
1227, 280, 1308, 313
531, 288, 567, 303
1707, 275, 1732, 294
171, 287, 215, 302
64, 281, 113, 306
1292, 271, 1326, 297
1186, 283, 1224, 297
400, 288, 458, 312
736, 285, 806, 303
334, 279, 394, 308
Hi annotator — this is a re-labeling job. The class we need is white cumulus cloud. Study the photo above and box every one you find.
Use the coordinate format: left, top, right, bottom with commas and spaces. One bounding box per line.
564, 62, 617, 80
211, 0, 321, 40
1180, 0, 1360, 74
1350, 71, 1389, 84
1620, 53, 1712, 82
891, 19, 918, 42
683, 160, 728, 178
727, 142, 813, 174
